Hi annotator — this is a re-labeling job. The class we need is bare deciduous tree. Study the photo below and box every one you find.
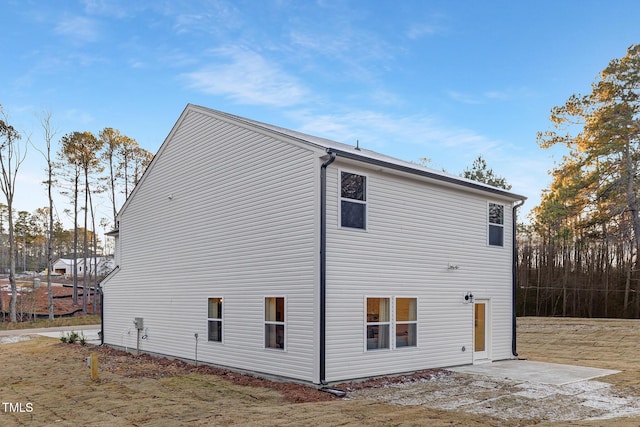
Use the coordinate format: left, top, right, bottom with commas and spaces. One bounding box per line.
32, 111, 58, 319
0, 106, 27, 322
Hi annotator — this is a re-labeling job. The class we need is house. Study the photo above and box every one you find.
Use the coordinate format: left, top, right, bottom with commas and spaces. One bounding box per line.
102, 104, 526, 385
53, 257, 114, 278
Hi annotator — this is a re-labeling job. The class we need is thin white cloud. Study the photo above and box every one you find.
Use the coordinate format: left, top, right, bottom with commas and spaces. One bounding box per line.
59, 108, 95, 125
289, 31, 351, 59
406, 23, 441, 39
448, 91, 483, 105
405, 14, 448, 40
164, 0, 242, 35
451, 87, 538, 104
291, 28, 395, 62
484, 90, 511, 100
157, 49, 200, 69
181, 47, 309, 107
129, 59, 145, 68
287, 24, 396, 84
81, 0, 129, 18
54, 16, 100, 43
368, 89, 405, 107
292, 109, 496, 153
67, 52, 106, 67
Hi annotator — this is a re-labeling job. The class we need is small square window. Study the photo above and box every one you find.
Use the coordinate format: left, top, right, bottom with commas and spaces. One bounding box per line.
341, 172, 366, 200
341, 200, 366, 229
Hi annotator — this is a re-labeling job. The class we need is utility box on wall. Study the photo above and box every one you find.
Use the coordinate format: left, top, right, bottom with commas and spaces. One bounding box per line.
133, 317, 144, 330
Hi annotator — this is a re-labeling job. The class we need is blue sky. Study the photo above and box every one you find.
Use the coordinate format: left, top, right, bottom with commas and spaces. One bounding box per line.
2, 0, 640, 232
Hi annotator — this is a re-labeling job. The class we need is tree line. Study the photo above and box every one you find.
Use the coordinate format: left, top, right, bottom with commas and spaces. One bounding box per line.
0, 109, 153, 322
0, 206, 97, 273
451, 45, 640, 320
517, 44, 640, 319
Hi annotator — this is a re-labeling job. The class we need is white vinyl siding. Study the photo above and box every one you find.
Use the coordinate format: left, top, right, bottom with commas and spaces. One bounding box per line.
324, 161, 514, 382
103, 107, 320, 383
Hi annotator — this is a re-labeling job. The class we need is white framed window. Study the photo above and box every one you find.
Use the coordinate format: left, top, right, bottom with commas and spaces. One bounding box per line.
366, 297, 418, 351
395, 298, 417, 348
207, 297, 223, 342
265, 296, 285, 350
366, 297, 390, 350
340, 171, 367, 230
488, 202, 504, 247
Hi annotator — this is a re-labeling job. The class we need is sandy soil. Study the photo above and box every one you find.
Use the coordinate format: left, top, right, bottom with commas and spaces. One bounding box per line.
1, 317, 640, 426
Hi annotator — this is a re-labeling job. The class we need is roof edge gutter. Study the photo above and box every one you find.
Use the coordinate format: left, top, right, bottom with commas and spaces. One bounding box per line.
512, 199, 525, 358
319, 149, 336, 385
329, 148, 525, 200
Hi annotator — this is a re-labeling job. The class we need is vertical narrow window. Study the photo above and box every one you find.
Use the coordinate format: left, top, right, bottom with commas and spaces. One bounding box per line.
366, 297, 390, 350
341, 172, 367, 229
488, 203, 504, 247
208, 297, 223, 342
265, 297, 285, 350
395, 298, 417, 348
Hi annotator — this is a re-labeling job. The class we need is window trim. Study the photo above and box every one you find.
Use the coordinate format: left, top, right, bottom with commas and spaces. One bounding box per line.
395, 297, 418, 349
487, 201, 505, 247
264, 296, 286, 351
365, 296, 391, 351
364, 296, 418, 352
339, 169, 368, 231
207, 297, 224, 343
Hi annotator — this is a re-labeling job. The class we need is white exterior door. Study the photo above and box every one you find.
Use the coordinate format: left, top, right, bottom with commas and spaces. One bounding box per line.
473, 300, 489, 361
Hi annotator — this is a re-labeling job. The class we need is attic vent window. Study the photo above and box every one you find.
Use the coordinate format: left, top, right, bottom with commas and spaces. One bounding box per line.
340, 172, 367, 229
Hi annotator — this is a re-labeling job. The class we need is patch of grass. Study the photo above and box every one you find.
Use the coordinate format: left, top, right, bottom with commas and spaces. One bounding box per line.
67, 331, 79, 344
0, 315, 100, 331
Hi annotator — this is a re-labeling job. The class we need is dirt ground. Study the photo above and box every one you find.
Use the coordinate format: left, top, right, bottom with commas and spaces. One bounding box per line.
1, 317, 640, 426
0, 277, 99, 318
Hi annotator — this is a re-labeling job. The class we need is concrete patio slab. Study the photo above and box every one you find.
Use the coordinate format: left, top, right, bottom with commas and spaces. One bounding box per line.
449, 359, 620, 385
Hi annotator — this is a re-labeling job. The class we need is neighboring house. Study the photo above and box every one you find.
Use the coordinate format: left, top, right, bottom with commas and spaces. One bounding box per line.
102, 104, 526, 385
53, 257, 114, 278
